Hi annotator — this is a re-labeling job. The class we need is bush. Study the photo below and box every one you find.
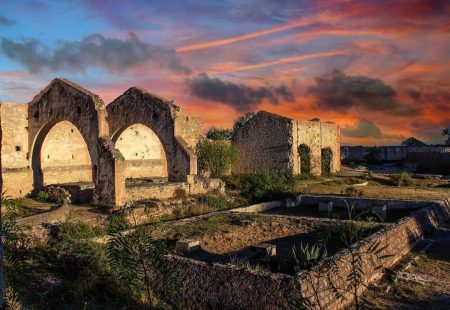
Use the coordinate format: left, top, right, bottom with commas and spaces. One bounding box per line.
197, 140, 237, 178
107, 212, 130, 234
390, 172, 414, 187
224, 172, 295, 203
199, 195, 228, 211
36, 190, 49, 202
206, 128, 232, 140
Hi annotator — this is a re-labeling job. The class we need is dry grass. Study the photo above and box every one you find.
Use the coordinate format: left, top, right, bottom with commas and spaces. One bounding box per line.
363, 224, 450, 309
296, 176, 450, 201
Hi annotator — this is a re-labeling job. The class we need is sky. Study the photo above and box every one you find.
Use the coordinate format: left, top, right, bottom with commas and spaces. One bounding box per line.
0, 0, 449, 146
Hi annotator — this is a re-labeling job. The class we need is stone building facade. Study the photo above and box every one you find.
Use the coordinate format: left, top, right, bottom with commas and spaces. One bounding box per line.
232, 111, 340, 175
0, 78, 209, 208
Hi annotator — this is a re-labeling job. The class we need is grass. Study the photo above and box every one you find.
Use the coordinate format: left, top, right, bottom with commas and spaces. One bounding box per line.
295, 175, 450, 201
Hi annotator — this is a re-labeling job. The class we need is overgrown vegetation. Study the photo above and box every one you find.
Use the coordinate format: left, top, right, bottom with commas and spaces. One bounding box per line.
197, 139, 237, 177
390, 172, 414, 187
223, 172, 295, 203
106, 210, 130, 234
298, 144, 312, 174
36, 190, 49, 202
321, 148, 333, 175
206, 127, 232, 140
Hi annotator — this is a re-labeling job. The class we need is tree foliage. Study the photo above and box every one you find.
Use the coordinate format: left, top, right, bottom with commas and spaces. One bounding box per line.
401, 137, 426, 147
206, 127, 232, 140
197, 139, 237, 178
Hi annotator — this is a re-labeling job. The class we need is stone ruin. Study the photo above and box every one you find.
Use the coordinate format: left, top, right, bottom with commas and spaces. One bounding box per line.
0, 79, 342, 208
232, 111, 340, 175
0, 78, 222, 208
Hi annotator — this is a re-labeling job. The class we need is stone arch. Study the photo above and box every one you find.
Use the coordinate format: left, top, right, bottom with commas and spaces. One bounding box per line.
32, 120, 93, 187
27, 78, 123, 207
107, 87, 196, 182
321, 147, 333, 175
112, 123, 168, 180
298, 144, 312, 174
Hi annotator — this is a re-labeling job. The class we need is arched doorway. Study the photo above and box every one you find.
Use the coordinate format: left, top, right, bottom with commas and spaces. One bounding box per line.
321, 147, 333, 175
298, 144, 311, 174
31, 120, 94, 189
113, 123, 168, 183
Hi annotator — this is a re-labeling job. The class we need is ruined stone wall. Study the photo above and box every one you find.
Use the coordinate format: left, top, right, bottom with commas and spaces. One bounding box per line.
293, 121, 340, 175
0, 102, 32, 197
232, 111, 295, 174
40, 120, 92, 185
107, 87, 196, 182
174, 115, 203, 149
299, 198, 450, 309
232, 111, 340, 176
341, 145, 450, 163
294, 120, 321, 175
125, 178, 224, 201
406, 150, 450, 174
114, 124, 167, 179
320, 122, 341, 173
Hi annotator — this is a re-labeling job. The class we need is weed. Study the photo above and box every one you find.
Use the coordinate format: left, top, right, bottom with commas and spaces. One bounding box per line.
36, 190, 49, 202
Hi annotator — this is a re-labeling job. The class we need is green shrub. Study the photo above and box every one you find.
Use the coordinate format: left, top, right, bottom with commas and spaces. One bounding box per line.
199, 195, 228, 211
224, 172, 295, 203
321, 148, 333, 175
390, 172, 414, 187
107, 212, 130, 234
36, 190, 49, 202
197, 140, 237, 178
206, 128, 232, 140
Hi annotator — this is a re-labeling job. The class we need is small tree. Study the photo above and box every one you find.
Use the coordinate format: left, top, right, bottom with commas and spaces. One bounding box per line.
401, 137, 426, 147
197, 140, 237, 178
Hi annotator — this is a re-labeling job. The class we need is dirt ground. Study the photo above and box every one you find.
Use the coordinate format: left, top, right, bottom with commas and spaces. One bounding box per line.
363, 221, 450, 309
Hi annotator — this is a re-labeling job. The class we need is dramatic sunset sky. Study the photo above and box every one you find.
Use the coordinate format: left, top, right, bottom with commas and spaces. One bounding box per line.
1, 0, 449, 145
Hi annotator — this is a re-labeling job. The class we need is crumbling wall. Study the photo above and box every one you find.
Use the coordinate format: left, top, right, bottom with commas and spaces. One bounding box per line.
114, 123, 168, 179
406, 150, 450, 174
0, 102, 32, 197
232, 111, 295, 174
107, 87, 197, 182
174, 115, 203, 149
232, 111, 340, 176
28, 78, 121, 207
320, 122, 341, 173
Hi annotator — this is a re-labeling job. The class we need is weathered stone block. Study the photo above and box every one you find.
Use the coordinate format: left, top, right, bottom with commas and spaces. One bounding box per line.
176, 239, 200, 253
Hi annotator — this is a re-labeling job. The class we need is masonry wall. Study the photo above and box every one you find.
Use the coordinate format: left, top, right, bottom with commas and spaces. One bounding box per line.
406, 150, 450, 174
174, 115, 203, 149
0, 102, 32, 197
232, 111, 295, 174
232, 112, 340, 176
114, 123, 168, 179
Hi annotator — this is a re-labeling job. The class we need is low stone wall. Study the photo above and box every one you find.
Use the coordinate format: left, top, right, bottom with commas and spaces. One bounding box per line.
341, 145, 450, 163
299, 198, 450, 309
16, 203, 70, 227
297, 194, 426, 210
125, 178, 224, 201
161, 198, 450, 309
